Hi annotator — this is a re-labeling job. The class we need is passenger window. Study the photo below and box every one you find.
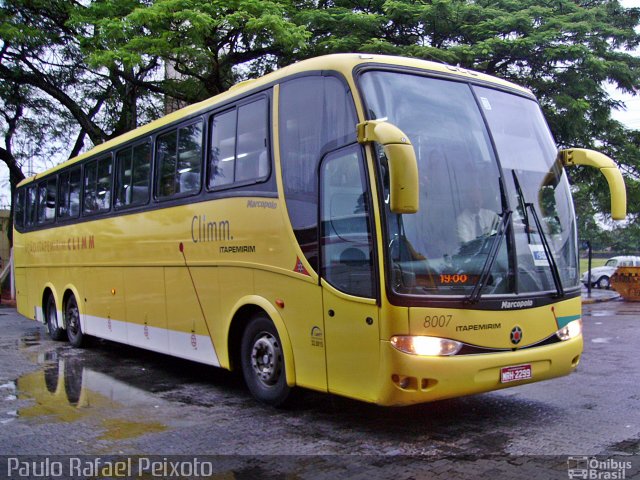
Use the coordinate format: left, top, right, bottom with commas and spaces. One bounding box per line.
25, 185, 37, 227
157, 122, 203, 199
236, 100, 268, 182
58, 167, 81, 219
83, 156, 112, 215
116, 142, 151, 207
209, 109, 237, 188
14, 189, 25, 230
320, 146, 374, 298
279, 75, 358, 272
208, 97, 269, 189
37, 177, 57, 224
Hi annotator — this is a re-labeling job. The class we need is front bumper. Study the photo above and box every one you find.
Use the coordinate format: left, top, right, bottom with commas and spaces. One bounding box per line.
374, 335, 583, 406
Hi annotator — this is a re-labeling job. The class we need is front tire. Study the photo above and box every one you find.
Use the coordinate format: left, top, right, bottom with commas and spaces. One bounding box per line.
45, 295, 65, 341
65, 295, 85, 348
240, 314, 291, 406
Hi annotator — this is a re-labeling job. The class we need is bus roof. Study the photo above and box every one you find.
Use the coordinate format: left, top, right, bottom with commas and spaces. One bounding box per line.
19, 53, 532, 186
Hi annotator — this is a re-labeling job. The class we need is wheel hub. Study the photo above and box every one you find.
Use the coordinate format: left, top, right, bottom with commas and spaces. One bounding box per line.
250, 333, 282, 386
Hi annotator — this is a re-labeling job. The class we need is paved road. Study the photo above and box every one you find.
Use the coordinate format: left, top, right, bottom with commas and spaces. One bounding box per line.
0, 300, 638, 479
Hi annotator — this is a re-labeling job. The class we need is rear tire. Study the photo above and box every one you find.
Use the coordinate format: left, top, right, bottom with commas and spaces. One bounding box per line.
45, 295, 65, 341
240, 314, 291, 407
597, 276, 610, 289
65, 295, 85, 348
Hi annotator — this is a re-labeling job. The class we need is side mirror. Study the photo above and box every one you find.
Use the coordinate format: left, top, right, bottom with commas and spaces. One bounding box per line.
559, 148, 627, 220
357, 121, 419, 214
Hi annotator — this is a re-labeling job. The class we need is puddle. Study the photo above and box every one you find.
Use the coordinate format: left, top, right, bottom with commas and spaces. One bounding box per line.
20, 330, 42, 347
99, 418, 166, 440
13, 352, 168, 439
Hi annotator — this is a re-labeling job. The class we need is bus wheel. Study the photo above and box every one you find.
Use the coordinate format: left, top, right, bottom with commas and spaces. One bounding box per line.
45, 295, 65, 341
240, 314, 291, 406
65, 295, 85, 348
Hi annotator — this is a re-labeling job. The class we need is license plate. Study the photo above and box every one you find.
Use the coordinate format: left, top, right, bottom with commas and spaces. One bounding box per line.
500, 364, 532, 383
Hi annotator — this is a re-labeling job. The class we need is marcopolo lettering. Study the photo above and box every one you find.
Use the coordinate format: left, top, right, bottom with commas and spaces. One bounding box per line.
501, 300, 534, 310
247, 199, 277, 209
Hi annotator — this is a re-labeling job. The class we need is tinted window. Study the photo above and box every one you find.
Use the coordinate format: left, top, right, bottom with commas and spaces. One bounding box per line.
209, 109, 237, 188
320, 146, 374, 298
83, 156, 112, 215
58, 167, 81, 219
25, 185, 37, 227
208, 98, 269, 189
157, 122, 203, 199
37, 177, 57, 224
14, 189, 25, 230
115, 142, 151, 208
236, 100, 269, 182
279, 75, 358, 271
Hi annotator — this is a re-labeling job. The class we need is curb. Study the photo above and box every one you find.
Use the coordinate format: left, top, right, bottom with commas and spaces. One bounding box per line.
581, 293, 621, 304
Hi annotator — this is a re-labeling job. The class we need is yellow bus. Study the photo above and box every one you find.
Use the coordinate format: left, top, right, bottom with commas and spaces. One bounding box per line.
13, 54, 626, 406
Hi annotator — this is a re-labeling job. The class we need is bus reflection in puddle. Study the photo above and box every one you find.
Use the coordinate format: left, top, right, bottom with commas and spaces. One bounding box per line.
14, 351, 166, 439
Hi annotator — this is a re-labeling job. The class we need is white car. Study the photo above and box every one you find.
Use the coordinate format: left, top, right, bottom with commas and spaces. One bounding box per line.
581, 255, 640, 289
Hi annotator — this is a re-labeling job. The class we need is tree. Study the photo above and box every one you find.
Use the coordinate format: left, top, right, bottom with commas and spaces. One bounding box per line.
292, 0, 640, 227
0, 0, 165, 241
73, 0, 310, 104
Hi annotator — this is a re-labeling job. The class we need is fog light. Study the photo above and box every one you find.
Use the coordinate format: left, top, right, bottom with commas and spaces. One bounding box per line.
556, 319, 582, 341
390, 336, 462, 356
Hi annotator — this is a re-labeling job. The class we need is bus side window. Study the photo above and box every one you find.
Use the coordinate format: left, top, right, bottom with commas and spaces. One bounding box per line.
236, 99, 268, 182
177, 123, 202, 194
83, 156, 112, 215
131, 143, 151, 204
58, 167, 81, 220
25, 185, 37, 227
209, 109, 237, 188
157, 122, 203, 199
208, 97, 269, 189
37, 177, 57, 225
116, 142, 151, 208
14, 188, 25, 230
279, 75, 358, 273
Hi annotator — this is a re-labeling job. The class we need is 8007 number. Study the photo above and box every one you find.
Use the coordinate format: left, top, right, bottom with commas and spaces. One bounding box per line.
424, 315, 453, 329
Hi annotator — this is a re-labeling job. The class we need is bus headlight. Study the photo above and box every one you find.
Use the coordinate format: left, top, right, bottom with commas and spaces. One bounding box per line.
556, 319, 582, 341
390, 336, 462, 356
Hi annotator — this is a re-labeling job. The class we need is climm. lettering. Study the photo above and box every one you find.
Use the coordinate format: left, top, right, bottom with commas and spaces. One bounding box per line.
191, 215, 232, 243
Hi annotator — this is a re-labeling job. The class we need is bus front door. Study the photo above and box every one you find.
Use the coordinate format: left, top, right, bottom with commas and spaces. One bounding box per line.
320, 146, 380, 402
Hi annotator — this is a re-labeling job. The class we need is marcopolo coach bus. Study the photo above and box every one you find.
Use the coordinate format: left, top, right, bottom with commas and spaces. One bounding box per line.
13, 54, 626, 406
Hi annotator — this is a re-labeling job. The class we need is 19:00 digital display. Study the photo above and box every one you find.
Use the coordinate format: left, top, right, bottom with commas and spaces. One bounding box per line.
439, 274, 470, 284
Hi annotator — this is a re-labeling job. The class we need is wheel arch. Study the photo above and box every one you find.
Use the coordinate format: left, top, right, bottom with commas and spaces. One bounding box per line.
226, 296, 296, 387
41, 284, 59, 325
61, 285, 83, 330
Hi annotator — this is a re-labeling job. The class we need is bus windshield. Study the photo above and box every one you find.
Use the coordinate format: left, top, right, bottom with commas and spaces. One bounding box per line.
360, 70, 579, 298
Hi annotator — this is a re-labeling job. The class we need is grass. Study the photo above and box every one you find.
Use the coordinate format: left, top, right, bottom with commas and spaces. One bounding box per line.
579, 257, 608, 275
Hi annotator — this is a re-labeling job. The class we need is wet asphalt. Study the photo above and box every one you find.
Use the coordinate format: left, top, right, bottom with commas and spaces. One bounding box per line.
0, 298, 638, 479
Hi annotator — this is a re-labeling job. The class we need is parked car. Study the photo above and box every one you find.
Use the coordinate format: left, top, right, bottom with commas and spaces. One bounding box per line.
581, 255, 640, 289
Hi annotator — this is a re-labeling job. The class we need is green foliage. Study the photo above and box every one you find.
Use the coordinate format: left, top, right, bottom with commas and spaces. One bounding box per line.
71, 0, 310, 101
289, 0, 640, 244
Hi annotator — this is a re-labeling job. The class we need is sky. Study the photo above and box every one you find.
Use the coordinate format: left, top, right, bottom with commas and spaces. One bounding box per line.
608, 0, 640, 128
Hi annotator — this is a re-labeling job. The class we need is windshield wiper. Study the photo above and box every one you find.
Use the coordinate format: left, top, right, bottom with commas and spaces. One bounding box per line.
512, 171, 564, 298
467, 209, 512, 304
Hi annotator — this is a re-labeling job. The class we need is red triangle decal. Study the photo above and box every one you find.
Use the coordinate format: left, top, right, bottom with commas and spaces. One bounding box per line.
294, 257, 310, 276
